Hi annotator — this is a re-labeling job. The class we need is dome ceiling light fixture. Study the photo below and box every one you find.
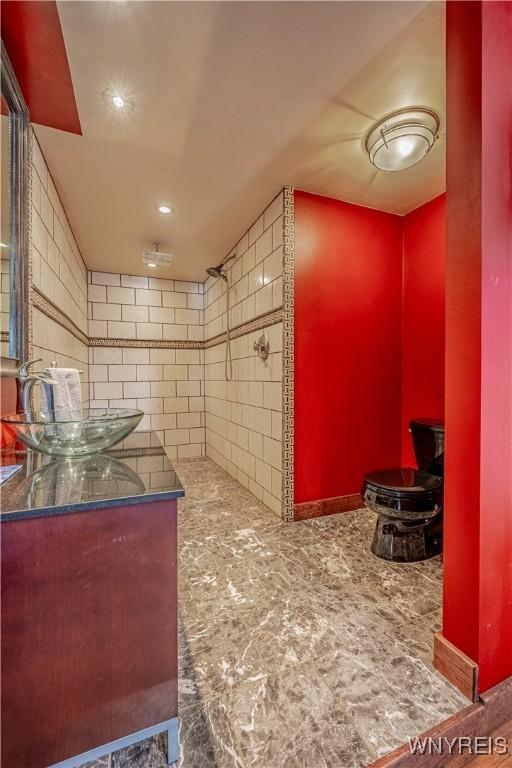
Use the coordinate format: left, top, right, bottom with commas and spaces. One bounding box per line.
365, 107, 440, 172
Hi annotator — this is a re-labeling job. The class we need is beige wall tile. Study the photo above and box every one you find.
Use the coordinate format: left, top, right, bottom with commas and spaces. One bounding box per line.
162, 324, 188, 340
175, 281, 199, 293
151, 413, 177, 431
149, 306, 175, 324
149, 277, 174, 291
137, 364, 163, 381
123, 348, 149, 365
122, 275, 148, 288
108, 364, 137, 381
162, 291, 187, 308
122, 305, 148, 323
177, 380, 201, 397
150, 349, 176, 365
107, 286, 135, 305
136, 288, 162, 306
175, 308, 199, 325
164, 397, 189, 413
248, 216, 264, 245
124, 381, 150, 399
108, 321, 136, 339
92, 271, 120, 286
93, 347, 122, 364
89, 284, 106, 303
264, 247, 283, 283
165, 428, 190, 445
264, 194, 284, 229
93, 303, 121, 321
178, 444, 203, 459
255, 227, 273, 264
151, 380, 177, 397
95, 381, 123, 400
178, 412, 201, 429
136, 322, 163, 340
89, 320, 108, 337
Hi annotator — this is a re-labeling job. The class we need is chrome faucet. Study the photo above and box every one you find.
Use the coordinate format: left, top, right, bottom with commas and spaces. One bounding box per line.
18, 359, 58, 414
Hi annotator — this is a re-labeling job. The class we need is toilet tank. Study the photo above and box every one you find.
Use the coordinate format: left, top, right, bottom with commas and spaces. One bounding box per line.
410, 418, 445, 476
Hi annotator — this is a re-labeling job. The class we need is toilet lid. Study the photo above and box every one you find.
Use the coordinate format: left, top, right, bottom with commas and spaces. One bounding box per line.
364, 468, 442, 496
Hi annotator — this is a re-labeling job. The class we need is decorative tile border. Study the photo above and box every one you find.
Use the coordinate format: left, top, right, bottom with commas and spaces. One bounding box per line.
108, 446, 165, 459
282, 186, 295, 522
89, 337, 204, 350
31, 287, 89, 347
204, 307, 283, 349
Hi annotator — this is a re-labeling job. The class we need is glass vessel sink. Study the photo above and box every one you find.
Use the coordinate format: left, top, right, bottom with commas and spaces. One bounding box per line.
1, 408, 144, 458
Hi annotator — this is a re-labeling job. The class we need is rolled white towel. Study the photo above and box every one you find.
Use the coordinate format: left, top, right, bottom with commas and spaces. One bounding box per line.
44, 367, 82, 420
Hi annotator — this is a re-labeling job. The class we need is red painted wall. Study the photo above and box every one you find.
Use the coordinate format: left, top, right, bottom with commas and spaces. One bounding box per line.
1, 1, 81, 135
444, 0, 512, 693
294, 191, 403, 504
294, 190, 446, 504
401, 195, 446, 466
0, 376, 17, 447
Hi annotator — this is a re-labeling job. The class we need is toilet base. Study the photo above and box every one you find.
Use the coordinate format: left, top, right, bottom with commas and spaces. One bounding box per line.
371, 511, 442, 562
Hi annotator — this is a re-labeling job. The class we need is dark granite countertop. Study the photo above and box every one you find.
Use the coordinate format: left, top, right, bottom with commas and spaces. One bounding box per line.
0, 431, 184, 521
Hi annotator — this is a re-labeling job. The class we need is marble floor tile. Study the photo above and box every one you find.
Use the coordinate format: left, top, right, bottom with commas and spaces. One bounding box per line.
80, 758, 111, 768
213, 664, 372, 768
80, 458, 468, 768
111, 736, 167, 768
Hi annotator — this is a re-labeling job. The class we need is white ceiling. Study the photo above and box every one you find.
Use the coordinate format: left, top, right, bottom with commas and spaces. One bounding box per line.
35, 1, 445, 281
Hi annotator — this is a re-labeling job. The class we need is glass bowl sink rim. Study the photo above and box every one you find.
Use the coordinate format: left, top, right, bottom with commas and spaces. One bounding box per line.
1, 407, 144, 425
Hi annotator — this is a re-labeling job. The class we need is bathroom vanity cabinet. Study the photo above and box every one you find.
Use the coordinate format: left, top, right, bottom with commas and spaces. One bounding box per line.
0, 434, 183, 768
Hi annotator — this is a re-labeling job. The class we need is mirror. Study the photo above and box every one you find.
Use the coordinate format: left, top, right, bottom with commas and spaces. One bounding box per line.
1, 96, 10, 355
1, 41, 29, 363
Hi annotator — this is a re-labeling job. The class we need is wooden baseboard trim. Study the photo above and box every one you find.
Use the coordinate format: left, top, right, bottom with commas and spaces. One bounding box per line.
433, 632, 479, 701
368, 676, 512, 768
294, 493, 363, 521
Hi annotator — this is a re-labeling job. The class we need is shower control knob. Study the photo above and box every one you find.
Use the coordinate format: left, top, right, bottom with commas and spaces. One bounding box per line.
253, 334, 270, 361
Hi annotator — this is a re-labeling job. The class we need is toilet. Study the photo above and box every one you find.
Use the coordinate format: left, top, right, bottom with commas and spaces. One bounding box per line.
362, 419, 444, 562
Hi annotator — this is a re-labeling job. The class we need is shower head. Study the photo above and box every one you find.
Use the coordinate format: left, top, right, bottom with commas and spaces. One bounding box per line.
206, 252, 236, 281
206, 265, 227, 281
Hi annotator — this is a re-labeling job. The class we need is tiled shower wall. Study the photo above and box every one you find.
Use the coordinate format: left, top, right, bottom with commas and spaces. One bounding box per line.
26, 140, 285, 515
87, 272, 205, 459
204, 192, 284, 515
29, 132, 89, 401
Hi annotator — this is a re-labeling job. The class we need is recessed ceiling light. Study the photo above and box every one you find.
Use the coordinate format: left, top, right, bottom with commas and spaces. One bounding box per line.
0, 242, 8, 248
147, 262, 157, 268
365, 107, 440, 172
158, 204, 173, 215
102, 88, 134, 113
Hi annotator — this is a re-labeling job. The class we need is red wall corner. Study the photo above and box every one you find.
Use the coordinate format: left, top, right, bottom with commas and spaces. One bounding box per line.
293, 190, 403, 504
401, 195, 446, 466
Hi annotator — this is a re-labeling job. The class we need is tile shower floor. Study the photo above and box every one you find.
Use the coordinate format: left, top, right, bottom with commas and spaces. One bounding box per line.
83, 457, 467, 768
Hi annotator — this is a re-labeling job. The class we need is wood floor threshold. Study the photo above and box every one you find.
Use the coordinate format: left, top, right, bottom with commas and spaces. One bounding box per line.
294, 492, 363, 520
434, 632, 479, 701
369, 677, 512, 768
